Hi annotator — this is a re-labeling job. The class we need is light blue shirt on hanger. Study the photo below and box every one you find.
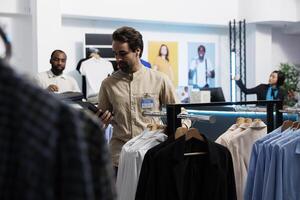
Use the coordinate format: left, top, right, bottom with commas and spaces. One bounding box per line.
251, 128, 291, 200
281, 134, 300, 200
262, 129, 300, 200
244, 126, 282, 200
261, 128, 294, 196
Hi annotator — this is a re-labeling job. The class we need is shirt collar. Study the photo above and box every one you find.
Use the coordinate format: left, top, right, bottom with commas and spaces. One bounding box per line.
132, 65, 145, 79
229, 124, 239, 131
268, 85, 278, 90
249, 119, 267, 128
47, 70, 66, 79
111, 66, 146, 81
239, 123, 250, 129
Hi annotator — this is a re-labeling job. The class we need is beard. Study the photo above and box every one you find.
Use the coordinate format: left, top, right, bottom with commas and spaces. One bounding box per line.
118, 61, 132, 74
51, 67, 64, 76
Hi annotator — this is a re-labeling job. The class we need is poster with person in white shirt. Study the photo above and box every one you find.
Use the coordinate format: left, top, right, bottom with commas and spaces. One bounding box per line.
188, 42, 216, 88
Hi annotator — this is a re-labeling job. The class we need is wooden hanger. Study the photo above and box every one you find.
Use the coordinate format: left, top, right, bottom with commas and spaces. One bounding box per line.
185, 128, 205, 141
245, 118, 253, 124
281, 120, 293, 132
292, 121, 299, 130
175, 127, 188, 139
147, 123, 166, 131
90, 52, 101, 59
236, 117, 245, 125
253, 118, 262, 123
296, 122, 300, 130
147, 123, 157, 131
252, 118, 262, 125
184, 128, 207, 155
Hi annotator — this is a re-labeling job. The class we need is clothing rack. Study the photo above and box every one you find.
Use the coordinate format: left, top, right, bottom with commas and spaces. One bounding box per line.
279, 107, 300, 120
279, 107, 300, 114
233, 105, 266, 112
166, 100, 283, 136
142, 110, 216, 123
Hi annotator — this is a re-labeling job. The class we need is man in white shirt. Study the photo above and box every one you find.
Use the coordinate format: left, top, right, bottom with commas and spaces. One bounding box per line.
36, 50, 80, 93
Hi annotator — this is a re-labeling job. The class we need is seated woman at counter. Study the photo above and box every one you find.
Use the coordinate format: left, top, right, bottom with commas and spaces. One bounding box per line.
234, 70, 285, 101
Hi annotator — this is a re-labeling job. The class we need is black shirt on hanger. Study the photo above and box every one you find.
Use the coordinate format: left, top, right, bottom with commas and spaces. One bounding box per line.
135, 135, 175, 200
138, 135, 237, 200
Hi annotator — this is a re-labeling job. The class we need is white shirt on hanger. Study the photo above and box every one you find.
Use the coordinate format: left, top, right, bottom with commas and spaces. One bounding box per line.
215, 124, 239, 146
116, 129, 167, 200
80, 57, 113, 98
216, 123, 250, 147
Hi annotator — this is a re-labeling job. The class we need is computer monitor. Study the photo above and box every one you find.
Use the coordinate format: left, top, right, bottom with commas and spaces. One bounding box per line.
200, 87, 226, 102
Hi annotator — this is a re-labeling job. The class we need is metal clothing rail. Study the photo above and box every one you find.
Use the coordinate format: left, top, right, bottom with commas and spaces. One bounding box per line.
279, 107, 300, 114
142, 111, 167, 117
142, 111, 216, 123
279, 108, 300, 120
166, 100, 283, 136
177, 113, 216, 123
233, 105, 267, 112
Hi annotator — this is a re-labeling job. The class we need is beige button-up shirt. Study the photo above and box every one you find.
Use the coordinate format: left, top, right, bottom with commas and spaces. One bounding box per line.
98, 67, 179, 166
36, 70, 80, 93
227, 120, 267, 200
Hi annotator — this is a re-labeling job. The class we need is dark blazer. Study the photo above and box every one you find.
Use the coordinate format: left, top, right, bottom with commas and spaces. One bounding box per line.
236, 79, 285, 101
135, 136, 175, 200
141, 136, 237, 200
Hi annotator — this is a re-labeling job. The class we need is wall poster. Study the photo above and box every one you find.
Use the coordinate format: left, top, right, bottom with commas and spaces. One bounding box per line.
148, 41, 178, 87
187, 42, 216, 88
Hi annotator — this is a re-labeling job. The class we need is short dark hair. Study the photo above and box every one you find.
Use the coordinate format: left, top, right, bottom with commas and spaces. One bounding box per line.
112, 26, 143, 58
198, 45, 206, 53
273, 70, 285, 87
50, 50, 66, 59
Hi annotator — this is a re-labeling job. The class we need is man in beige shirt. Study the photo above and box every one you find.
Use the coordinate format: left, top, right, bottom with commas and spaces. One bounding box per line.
97, 26, 188, 169
36, 50, 80, 93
